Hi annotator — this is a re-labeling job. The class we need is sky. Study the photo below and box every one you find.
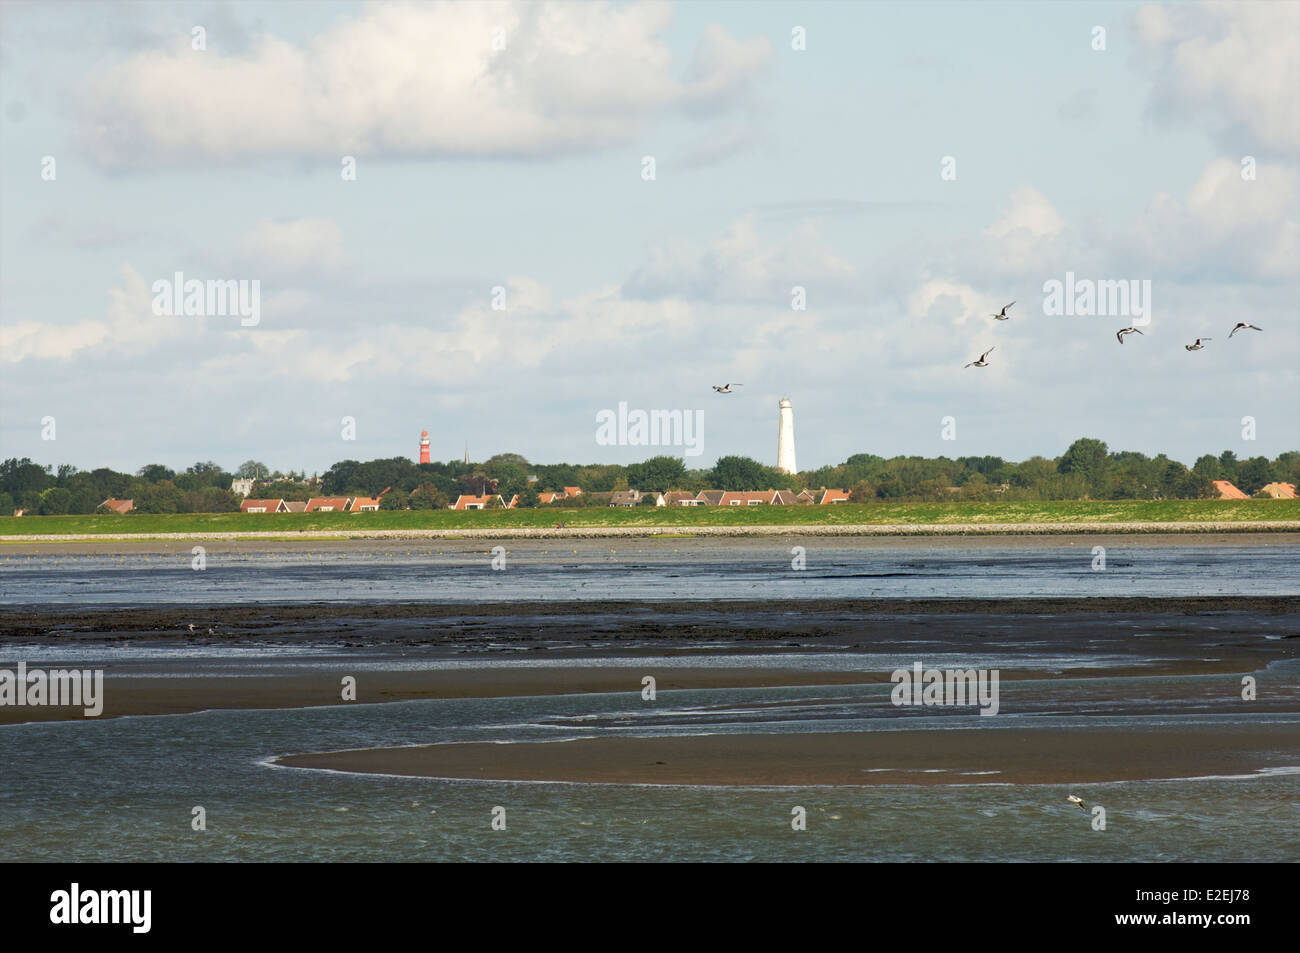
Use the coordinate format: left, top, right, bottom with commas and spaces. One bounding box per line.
1, 0, 1297, 476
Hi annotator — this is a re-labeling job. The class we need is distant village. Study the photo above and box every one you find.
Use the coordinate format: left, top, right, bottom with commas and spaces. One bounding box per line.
89, 476, 1295, 517
6, 426, 1297, 518
97, 483, 860, 515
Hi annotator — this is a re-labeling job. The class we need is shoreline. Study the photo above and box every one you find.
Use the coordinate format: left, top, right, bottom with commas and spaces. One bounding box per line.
2, 530, 1297, 557
3, 520, 1300, 544
272, 725, 1300, 787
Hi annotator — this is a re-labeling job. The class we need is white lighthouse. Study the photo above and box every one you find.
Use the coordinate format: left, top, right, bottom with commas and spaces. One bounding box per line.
777, 397, 796, 474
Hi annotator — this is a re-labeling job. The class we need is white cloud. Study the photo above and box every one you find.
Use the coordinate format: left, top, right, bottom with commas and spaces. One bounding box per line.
625, 215, 855, 301
985, 185, 1064, 240
979, 185, 1069, 275
1128, 157, 1299, 279
239, 218, 344, 274
75, 0, 772, 168
1136, 0, 1300, 153
1, 264, 175, 362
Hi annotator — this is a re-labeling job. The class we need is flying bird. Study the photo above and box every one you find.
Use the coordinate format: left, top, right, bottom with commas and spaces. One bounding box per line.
187, 623, 196, 633
990, 301, 1015, 320
1067, 794, 1087, 812
712, 383, 743, 393
1228, 322, 1262, 338
964, 346, 995, 368
1116, 327, 1144, 344
1185, 338, 1211, 351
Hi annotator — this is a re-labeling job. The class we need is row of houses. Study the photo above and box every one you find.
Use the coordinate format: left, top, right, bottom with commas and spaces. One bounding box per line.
610, 488, 852, 506
92, 481, 1296, 517
447, 487, 852, 510
239, 496, 383, 513
1212, 481, 1296, 499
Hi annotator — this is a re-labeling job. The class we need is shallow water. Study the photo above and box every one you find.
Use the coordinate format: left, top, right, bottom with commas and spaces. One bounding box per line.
1, 682, 1297, 862
2, 540, 1297, 862
3, 540, 1299, 607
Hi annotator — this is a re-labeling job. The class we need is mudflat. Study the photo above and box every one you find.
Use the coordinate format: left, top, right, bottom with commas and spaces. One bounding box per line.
273, 724, 1300, 786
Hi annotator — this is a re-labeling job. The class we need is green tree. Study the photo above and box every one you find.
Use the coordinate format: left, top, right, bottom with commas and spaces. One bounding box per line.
39, 487, 73, 515
626, 455, 687, 492
1058, 438, 1111, 496
407, 484, 449, 510
237, 460, 271, 481
134, 481, 184, 513
380, 489, 410, 510
1, 458, 54, 494
1192, 455, 1221, 482
709, 455, 772, 489
1236, 456, 1274, 495
849, 480, 875, 502
137, 464, 175, 483
1218, 451, 1239, 482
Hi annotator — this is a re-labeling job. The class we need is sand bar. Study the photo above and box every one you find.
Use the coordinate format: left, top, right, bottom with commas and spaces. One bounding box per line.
274, 724, 1300, 786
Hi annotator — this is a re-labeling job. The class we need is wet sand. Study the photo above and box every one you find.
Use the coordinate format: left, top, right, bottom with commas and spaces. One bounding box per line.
6, 649, 1292, 725
4, 531, 1299, 556
274, 724, 1300, 786
2, 596, 1296, 724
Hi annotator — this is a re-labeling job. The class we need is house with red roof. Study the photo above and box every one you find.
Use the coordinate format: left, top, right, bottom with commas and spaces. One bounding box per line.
349, 497, 382, 511
718, 490, 790, 506
818, 489, 852, 504
451, 494, 503, 510
305, 497, 352, 512
1211, 480, 1249, 500
99, 498, 134, 514
563, 486, 582, 497
1259, 482, 1297, 499
240, 499, 288, 513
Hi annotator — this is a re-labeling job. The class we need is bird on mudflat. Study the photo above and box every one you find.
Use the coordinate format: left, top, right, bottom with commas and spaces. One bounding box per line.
1228, 322, 1262, 338
990, 301, 1015, 320
711, 383, 743, 394
1116, 327, 1144, 344
964, 346, 995, 368
1185, 338, 1211, 351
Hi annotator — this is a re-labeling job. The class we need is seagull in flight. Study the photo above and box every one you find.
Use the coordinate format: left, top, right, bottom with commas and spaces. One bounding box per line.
1067, 794, 1087, 812
990, 301, 1015, 320
1228, 322, 1262, 338
712, 383, 743, 393
186, 623, 196, 633
964, 346, 995, 368
1185, 337, 1211, 351
1116, 327, 1144, 344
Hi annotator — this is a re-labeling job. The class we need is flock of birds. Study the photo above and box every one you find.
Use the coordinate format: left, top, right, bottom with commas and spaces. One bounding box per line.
964, 301, 1264, 367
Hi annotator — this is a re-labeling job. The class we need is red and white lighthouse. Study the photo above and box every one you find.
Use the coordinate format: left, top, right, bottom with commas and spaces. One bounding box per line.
419, 429, 431, 464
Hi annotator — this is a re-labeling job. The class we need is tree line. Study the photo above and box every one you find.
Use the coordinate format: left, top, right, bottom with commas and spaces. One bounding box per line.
2, 441, 1297, 515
